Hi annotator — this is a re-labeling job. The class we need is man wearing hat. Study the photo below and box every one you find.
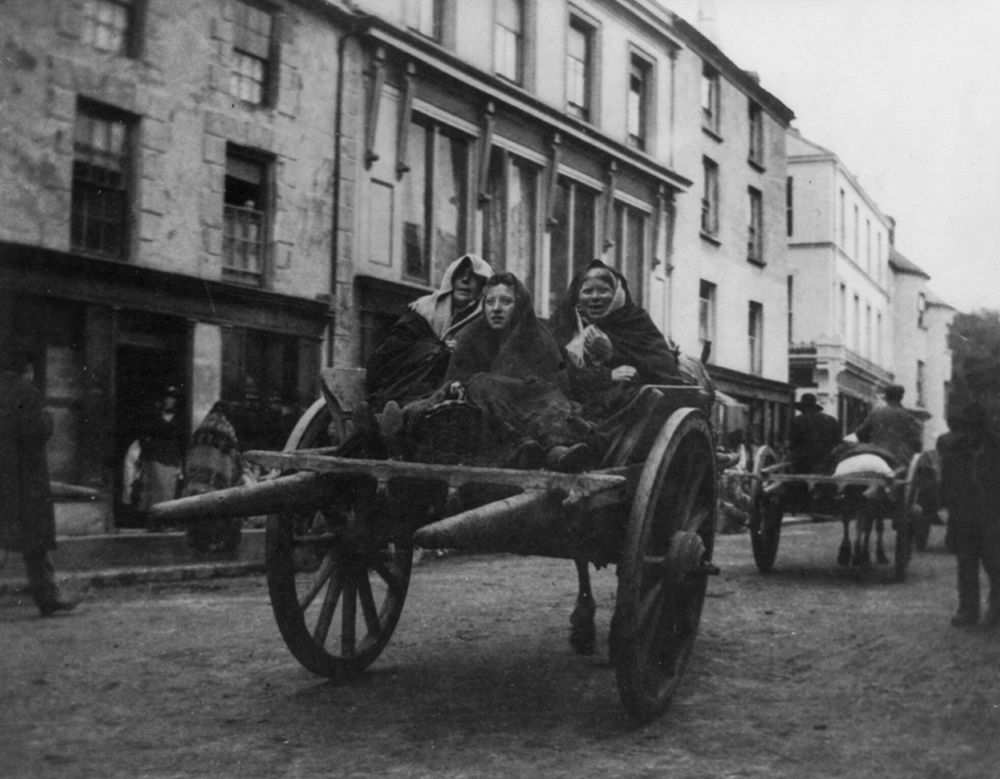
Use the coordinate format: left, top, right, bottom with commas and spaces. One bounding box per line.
788, 393, 842, 475
0, 343, 75, 616
854, 384, 923, 467
937, 400, 1000, 628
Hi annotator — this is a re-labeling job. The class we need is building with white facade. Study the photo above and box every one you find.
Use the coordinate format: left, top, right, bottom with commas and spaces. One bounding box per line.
786, 130, 953, 442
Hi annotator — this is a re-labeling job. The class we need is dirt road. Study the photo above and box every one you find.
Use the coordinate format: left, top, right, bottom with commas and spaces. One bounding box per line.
2, 521, 998, 778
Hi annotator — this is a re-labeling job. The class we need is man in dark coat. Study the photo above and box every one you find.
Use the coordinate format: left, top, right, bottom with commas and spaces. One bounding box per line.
0, 344, 75, 616
788, 393, 842, 474
937, 400, 1000, 628
855, 384, 923, 467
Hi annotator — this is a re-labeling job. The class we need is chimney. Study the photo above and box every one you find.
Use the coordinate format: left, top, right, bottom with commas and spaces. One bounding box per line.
697, 0, 721, 45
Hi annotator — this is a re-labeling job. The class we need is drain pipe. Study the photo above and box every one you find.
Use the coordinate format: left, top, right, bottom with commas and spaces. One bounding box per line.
328, 9, 374, 367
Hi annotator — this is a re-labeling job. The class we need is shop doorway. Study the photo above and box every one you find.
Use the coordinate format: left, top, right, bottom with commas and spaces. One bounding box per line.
113, 317, 187, 528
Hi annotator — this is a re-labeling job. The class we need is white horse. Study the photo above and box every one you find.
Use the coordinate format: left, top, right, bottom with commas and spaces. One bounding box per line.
832, 452, 897, 567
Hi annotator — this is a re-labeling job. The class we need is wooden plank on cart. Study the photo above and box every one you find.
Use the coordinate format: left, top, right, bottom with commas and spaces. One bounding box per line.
245, 450, 629, 497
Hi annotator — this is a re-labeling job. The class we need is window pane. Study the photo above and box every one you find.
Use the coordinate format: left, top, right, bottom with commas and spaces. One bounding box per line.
548, 180, 570, 313
431, 131, 467, 286
572, 187, 595, 277
508, 160, 536, 295
496, 0, 522, 29
402, 122, 428, 280
482, 149, 506, 272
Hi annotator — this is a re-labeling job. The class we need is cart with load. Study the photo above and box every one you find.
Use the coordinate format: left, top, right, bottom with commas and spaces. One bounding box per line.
149, 368, 721, 723
743, 445, 922, 581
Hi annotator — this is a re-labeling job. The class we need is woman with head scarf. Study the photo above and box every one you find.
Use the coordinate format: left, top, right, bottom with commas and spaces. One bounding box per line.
438, 272, 593, 471
548, 259, 683, 419
365, 254, 493, 411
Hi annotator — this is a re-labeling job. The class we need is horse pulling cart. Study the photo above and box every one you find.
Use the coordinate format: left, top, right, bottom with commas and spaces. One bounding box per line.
742, 446, 922, 582
149, 370, 720, 723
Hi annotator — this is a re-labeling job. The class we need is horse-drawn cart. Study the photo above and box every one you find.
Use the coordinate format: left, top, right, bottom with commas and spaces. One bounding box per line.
149, 370, 720, 723
743, 446, 921, 582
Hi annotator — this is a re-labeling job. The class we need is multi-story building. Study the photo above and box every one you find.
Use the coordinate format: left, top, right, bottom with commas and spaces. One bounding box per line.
342, 1, 795, 445
0, 0, 358, 529
786, 130, 953, 442
888, 249, 955, 448
669, 17, 795, 448
1, 0, 797, 531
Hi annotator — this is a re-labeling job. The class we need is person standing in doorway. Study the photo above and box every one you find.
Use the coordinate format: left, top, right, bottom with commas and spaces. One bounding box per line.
134, 386, 186, 531
0, 343, 75, 616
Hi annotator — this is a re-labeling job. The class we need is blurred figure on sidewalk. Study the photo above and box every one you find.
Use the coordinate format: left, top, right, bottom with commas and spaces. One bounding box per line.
937, 400, 1000, 629
124, 385, 185, 531
0, 343, 75, 616
182, 401, 248, 553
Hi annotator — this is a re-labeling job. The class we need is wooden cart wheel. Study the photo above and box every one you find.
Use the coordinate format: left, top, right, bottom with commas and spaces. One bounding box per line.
748, 445, 783, 573
265, 398, 414, 679
614, 408, 718, 723
893, 454, 920, 582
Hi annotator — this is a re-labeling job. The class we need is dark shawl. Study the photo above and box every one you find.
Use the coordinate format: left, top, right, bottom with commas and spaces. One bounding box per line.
0, 372, 56, 554
433, 275, 587, 462
367, 254, 493, 410
548, 260, 681, 416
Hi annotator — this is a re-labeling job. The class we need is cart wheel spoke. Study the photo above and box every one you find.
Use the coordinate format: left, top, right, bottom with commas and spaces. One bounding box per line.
312, 569, 343, 646
373, 559, 405, 599
340, 578, 358, 656
299, 551, 337, 610
357, 570, 382, 638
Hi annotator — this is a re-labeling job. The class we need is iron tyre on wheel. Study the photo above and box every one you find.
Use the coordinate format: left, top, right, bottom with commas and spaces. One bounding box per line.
748, 446, 783, 573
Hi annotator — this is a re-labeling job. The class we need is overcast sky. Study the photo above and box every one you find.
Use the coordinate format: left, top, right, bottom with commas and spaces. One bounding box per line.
664, 0, 1000, 314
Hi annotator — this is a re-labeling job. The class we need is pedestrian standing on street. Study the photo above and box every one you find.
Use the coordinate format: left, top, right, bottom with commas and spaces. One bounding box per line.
0, 343, 75, 617
182, 401, 248, 554
854, 384, 923, 467
937, 400, 1000, 629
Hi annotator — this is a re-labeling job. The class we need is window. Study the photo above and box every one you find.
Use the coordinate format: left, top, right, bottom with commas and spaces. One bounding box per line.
494, 0, 523, 83
917, 360, 926, 407
866, 219, 872, 272
230, 0, 274, 106
402, 118, 469, 285
698, 280, 717, 353
865, 304, 872, 359
548, 177, 597, 313
223, 147, 269, 285
787, 275, 794, 343
838, 283, 847, 338
877, 232, 883, 284
409, 0, 440, 40
627, 54, 651, 151
614, 202, 648, 305
853, 204, 859, 260
566, 16, 594, 121
839, 188, 845, 247
748, 301, 763, 375
701, 65, 720, 133
747, 187, 763, 264
852, 293, 860, 352
876, 312, 883, 364
72, 102, 132, 260
222, 327, 303, 452
482, 149, 538, 297
918, 292, 927, 328
748, 102, 763, 165
786, 176, 793, 237
701, 157, 719, 237
81, 0, 134, 55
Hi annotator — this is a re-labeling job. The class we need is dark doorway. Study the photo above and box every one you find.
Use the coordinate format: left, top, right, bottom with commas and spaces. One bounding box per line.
113, 316, 187, 528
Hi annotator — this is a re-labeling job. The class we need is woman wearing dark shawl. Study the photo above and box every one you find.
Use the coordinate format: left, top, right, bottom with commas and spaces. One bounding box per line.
182, 402, 247, 553
548, 259, 683, 419
398, 272, 592, 471
365, 254, 493, 411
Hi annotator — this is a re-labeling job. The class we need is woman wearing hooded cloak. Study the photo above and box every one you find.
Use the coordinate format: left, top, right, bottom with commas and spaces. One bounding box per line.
548, 259, 683, 419
365, 254, 493, 411
394, 272, 591, 471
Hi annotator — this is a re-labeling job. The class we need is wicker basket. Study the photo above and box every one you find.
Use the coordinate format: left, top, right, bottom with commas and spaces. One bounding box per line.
410, 400, 485, 465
